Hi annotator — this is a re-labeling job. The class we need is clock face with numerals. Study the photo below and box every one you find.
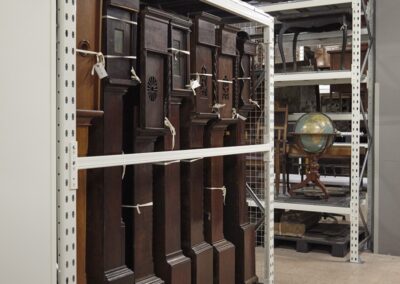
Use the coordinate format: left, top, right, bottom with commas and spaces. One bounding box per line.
147, 76, 158, 101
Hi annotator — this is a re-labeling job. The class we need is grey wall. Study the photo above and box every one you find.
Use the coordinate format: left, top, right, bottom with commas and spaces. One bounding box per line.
375, 0, 400, 255
0, 1, 56, 283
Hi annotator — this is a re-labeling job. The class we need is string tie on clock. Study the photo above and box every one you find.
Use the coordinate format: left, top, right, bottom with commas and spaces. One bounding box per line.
122, 202, 153, 215
164, 117, 176, 150
205, 186, 227, 205
249, 99, 261, 109
212, 103, 226, 119
232, 108, 247, 121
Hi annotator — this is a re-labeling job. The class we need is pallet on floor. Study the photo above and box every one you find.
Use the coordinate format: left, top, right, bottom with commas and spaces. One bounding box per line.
274, 223, 366, 257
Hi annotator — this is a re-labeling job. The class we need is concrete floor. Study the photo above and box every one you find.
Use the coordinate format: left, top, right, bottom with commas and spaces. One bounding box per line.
256, 248, 400, 283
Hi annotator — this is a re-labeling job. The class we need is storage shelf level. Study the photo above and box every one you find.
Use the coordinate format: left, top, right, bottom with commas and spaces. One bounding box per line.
288, 113, 367, 122
275, 71, 352, 87
259, 0, 352, 13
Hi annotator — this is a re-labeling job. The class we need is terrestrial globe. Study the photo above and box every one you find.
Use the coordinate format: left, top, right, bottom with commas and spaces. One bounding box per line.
289, 112, 337, 199
293, 112, 336, 154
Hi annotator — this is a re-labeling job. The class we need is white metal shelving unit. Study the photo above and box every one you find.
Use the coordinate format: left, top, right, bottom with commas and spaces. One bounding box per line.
56, 0, 275, 283
256, 0, 373, 263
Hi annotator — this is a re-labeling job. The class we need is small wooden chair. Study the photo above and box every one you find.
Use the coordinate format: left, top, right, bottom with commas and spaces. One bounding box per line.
274, 104, 289, 195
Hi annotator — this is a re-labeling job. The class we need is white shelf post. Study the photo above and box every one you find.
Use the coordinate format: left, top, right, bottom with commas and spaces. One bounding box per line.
56, 0, 78, 283
264, 24, 275, 284
350, 0, 362, 263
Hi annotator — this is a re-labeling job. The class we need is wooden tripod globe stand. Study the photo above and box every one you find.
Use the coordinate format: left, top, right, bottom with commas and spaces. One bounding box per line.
289, 153, 330, 199
288, 113, 337, 199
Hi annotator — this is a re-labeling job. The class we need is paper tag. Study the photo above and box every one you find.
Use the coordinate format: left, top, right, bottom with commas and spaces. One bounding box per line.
222, 186, 227, 205
131, 67, 141, 83
232, 108, 247, 121
93, 62, 108, 79
190, 79, 201, 96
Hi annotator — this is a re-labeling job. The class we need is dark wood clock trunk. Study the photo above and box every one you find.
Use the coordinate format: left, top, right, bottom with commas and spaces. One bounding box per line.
202, 23, 240, 284
122, 6, 171, 284
152, 9, 192, 284
223, 32, 258, 284
86, 1, 138, 283
179, 12, 223, 284
224, 121, 258, 284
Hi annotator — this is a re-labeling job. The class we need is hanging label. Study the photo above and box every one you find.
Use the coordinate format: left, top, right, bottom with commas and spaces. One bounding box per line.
92, 62, 108, 79
232, 108, 247, 121
131, 67, 141, 83
190, 75, 201, 96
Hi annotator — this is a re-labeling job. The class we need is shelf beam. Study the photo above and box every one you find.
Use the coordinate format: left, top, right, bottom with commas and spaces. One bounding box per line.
201, 0, 274, 26
275, 201, 351, 215
275, 71, 352, 87
259, 0, 352, 13
77, 144, 271, 170
247, 199, 351, 215
288, 112, 366, 122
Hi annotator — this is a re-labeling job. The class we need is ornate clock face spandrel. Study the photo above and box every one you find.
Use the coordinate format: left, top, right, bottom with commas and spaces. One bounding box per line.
147, 76, 158, 102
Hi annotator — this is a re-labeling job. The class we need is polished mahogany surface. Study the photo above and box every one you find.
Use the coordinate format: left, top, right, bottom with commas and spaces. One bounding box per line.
76, 1, 104, 283
86, 1, 138, 283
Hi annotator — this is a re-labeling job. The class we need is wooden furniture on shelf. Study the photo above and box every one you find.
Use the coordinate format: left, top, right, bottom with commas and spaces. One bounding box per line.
277, 13, 351, 72
86, 1, 138, 283
223, 31, 258, 284
286, 144, 367, 192
329, 44, 369, 113
274, 104, 289, 195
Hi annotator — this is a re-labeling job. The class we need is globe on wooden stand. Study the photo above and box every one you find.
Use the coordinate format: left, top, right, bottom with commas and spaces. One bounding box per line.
289, 112, 337, 199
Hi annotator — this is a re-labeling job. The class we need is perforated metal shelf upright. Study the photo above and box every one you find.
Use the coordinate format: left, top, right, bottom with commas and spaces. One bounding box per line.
56, 0, 275, 283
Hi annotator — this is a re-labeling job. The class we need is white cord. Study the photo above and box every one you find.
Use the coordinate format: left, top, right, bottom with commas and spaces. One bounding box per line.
121, 152, 126, 180
76, 49, 102, 56
130, 67, 141, 83
122, 202, 153, 215
217, 79, 233, 84
104, 55, 137, 59
103, 15, 137, 25
190, 73, 213, 77
164, 117, 176, 150
205, 186, 227, 205
249, 99, 261, 109
212, 103, 226, 119
232, 108, 247, 121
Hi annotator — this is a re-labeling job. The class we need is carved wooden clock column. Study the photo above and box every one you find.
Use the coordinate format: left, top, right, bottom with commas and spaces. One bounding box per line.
76, 1, 104, 283
152, 10, 192, 284
86, 1, 138, 283
203, 24, 240, 284
123, 7, 176, 284
179, 12, 221, 284
223, 31, 258, 284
